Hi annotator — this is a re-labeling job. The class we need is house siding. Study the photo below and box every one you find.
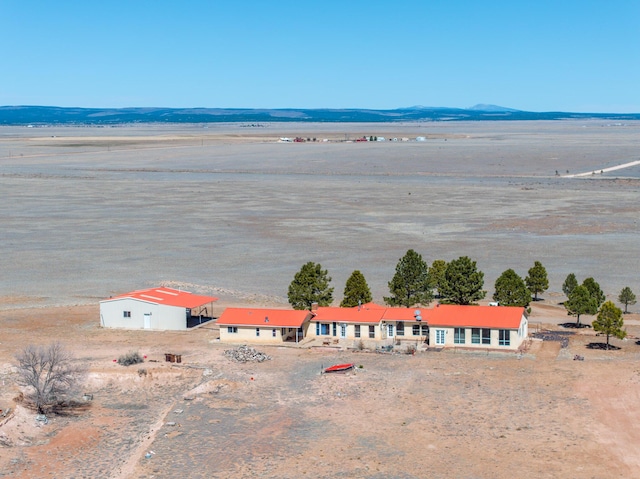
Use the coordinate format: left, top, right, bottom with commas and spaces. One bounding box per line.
428, 317, 527, 350
307, 321, 383, 341
100, 299, 187, 330
100, 298, 192, 331
219, 325, 285, 344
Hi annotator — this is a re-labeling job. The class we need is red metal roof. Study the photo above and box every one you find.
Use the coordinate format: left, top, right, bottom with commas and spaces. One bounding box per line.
218, 308, 311, 328
382, 307, 428, 321
357, 302, 386, 310
215, 303, 524, 329
104, 287, 218, 309
312, 304, 426, 324
428, 304, 525, 329
313, 305, 386, 324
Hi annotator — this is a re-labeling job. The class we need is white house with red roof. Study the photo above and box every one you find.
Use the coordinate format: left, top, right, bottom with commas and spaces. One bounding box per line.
217, 308, 313, 344
426, 304, 528, 350
214, 302, 528, 351
100, 287, 218, 330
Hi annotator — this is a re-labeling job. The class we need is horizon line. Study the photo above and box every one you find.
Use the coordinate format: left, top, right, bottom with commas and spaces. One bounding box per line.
1, 104, 639, 115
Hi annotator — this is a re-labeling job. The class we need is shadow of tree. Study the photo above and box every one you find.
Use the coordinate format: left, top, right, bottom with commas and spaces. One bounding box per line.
50, 400, 93, 417
19, 397, 93, 417
586, 342, 621, 350
559, 322, 591, 329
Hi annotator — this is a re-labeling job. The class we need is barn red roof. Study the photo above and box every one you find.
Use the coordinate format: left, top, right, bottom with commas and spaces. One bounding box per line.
218, 308, 312, 328
428, 304, 525, 329
104, 287, 218, 309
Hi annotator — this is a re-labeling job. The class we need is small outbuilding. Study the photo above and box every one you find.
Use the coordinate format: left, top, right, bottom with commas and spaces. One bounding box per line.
100, 287, 218, 330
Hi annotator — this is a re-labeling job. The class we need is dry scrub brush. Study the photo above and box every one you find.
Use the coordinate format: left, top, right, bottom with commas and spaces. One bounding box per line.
117, 351, 144, 366
14, 342, 87, 415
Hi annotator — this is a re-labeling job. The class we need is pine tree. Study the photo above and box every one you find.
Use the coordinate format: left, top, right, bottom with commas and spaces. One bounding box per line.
564, 285, 598, 326
562, 273, 578, 298
493, 269, 531, 307
384, 249, 433, 307
592, 301, 626, 349
340, 270, 373, 307
618, 286, 636, 314
429, 260, 447, 298
287, 262, 334, 310
439, 256, 486, 305
525, 261, 549, 301
582, 277, 605, 308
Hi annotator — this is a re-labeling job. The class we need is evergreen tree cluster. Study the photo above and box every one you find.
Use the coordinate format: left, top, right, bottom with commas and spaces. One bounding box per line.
286, 254, 637, 346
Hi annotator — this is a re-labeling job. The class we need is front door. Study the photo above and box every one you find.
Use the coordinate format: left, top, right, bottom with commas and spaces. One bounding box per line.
340, 323, 347, 339
435, 329, 445, 345
387, 323, 394, 338
143, 313, 151, 329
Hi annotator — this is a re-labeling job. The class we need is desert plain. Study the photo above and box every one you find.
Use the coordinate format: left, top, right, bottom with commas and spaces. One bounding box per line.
1, 120, 640, 478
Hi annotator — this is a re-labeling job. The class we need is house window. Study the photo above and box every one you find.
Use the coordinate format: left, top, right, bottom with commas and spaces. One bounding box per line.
411, 325, 428, 336
397, 322, 405, 336
369, 325, 375, 339
256, 328, 260, 337
454, 328, 465, 344
272, 328, 277, 337
123, 311, 131, 318
499, 329, 510, 346
321, 323, 330, 335
227, 326, 238, 334
355, 325, 361, 338
472, 328, 480, 344
482, 328, 491, 345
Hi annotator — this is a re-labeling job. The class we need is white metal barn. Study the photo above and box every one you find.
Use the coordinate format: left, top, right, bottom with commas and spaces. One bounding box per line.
100, 287, 218, 331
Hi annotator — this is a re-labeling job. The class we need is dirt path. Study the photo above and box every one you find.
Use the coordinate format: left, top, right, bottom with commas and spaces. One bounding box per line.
563, 158, 640, 177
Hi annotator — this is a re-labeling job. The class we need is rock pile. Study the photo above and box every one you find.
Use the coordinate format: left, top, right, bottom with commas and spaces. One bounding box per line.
223, 345, 272, 363
533, 331, 572, 348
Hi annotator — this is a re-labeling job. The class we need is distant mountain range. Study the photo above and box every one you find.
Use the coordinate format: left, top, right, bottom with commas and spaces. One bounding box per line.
1, 105, 638, 125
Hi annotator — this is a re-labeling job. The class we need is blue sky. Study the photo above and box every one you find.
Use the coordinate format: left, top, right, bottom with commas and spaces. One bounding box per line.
2, 1, 639, 112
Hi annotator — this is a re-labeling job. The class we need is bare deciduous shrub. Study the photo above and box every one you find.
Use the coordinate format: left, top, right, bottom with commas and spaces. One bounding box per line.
117, 351, 144, 366
15, 342, 86, 415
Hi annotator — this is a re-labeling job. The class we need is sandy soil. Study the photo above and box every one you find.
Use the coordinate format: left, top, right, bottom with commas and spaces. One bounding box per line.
1, 121, 640, 477
1, 121, 639, 310
1, 302, 640, 478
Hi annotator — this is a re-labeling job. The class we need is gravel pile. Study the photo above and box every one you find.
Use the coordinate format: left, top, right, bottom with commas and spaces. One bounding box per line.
223, 345, 272, 363
533, 331, 573, 348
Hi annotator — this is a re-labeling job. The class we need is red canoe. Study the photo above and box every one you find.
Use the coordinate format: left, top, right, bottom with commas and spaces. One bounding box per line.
324, 363, 355, 373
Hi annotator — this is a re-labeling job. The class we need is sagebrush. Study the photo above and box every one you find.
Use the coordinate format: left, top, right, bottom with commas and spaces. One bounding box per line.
117, 351, 144, 366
